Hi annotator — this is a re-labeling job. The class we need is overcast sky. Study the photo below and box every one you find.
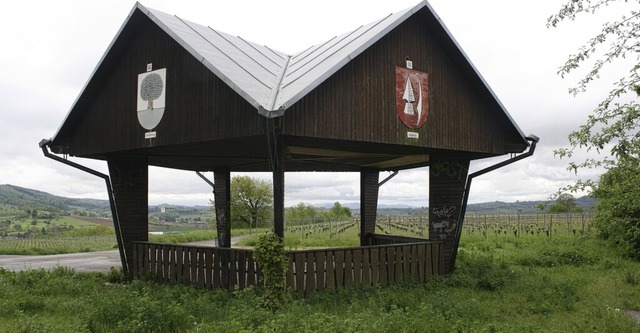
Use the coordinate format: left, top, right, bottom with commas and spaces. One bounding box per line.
0, 0, 631, 208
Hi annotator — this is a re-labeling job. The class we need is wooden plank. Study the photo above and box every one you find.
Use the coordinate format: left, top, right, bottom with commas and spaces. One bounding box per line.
305, 252, 315, 297
425, 244, 434, 279
387, 246, 397, 284
131, 243, 139, 279
237, 251, 247, 289
285, 254, 294, 290
220, 250, 230, 290
418, 244, 426, 282
410, 244, 419, 281
149, 244, 157, 280
212, 249, 221, 288
227, 250, 236, 292
402, 245, 410, 280
164, 246, 171, 283
190, 247, 198, 285
247, 253, 257, 286
315, 251, 326, 291
204, 248, 213, 289
370, 247, 379, 285
325, 251, 335, 289
394, 246, 404, 282
335, 251, 345, 287
352, 249, 363, 286
379, 247, 388, 286
294, 253, 306, 293
362, 248, 371, 286
176, 246, 184, 284
344, 250, 354, 286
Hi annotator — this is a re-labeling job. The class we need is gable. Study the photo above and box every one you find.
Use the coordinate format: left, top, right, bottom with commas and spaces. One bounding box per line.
48, 1, 529, 171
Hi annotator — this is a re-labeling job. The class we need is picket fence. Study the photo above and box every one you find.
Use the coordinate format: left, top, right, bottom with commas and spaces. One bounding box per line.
131, 235, 444, 297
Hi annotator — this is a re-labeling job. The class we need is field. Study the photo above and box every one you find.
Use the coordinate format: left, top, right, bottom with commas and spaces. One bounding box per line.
1, 229, 639, 332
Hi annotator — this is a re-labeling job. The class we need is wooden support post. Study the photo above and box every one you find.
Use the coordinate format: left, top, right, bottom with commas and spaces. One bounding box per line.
360, 169, 379, 246
267, 118, 285, 239
273, 144, 285, 238
429, 157, 469, 274
108, 156, 148, 273
214, 169, 231, 248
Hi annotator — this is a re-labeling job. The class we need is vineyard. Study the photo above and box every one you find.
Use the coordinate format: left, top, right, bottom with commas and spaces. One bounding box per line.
377, 213, 593, 239
0, 235, 117, 255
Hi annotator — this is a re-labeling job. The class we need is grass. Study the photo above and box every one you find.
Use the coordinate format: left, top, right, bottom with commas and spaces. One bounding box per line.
1, 232, 639, 332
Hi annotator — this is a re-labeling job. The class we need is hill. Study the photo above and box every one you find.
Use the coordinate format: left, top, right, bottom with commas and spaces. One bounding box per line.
0, 184, 597, 218
0, 184, 110, 216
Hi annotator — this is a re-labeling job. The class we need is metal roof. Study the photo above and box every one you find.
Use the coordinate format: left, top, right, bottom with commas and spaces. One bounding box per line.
138, 2, 421, 117
52, 1, 527, 142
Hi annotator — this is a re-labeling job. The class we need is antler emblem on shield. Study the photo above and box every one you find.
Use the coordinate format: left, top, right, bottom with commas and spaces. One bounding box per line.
395, 67, 428, 129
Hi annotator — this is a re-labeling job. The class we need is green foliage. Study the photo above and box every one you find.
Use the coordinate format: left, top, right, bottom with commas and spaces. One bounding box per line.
228, 176, 273, 229
548, 193, 584, 213
2, 234, 640, 332
252, 232, 289, 311
0, 235, 117, 255
592, 162, 640, 259
285, 202, 319, 222
328, 202, 352, 219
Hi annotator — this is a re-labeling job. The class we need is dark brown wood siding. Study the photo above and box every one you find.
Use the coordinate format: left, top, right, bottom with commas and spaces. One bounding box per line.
282, 15, 521, 155
63, 11, 265, 157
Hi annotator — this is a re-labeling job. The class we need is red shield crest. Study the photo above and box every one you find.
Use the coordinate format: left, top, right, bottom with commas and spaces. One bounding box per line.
395, 67, 429, 129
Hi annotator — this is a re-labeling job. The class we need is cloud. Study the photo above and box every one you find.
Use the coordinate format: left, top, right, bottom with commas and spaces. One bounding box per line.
0, 0, 624, 209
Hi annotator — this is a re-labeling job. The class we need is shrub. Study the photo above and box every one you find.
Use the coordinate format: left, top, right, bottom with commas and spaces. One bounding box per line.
252, 232, 289, 311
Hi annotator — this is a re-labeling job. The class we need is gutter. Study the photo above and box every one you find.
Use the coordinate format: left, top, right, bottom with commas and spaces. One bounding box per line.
449, 134, 539, 274
39, 139, 129, 275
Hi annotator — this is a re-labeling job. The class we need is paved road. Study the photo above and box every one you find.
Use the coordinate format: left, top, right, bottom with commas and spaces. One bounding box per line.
0, 238, 240, 273
0, 250, 121, 273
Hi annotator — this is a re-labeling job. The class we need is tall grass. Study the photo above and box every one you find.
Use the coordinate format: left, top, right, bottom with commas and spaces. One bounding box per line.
1, 233, 639, 332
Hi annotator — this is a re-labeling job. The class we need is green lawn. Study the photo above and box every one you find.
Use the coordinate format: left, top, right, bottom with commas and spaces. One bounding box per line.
1, 232, 639, 332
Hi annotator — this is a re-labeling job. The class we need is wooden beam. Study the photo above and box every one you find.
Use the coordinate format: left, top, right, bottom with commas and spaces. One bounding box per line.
428, 157, 469, 274
360, 169, 379, 246
214, 169, 231, 247
108, 156, 148, 271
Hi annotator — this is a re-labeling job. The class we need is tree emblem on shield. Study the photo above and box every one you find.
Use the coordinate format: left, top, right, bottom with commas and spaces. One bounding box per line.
395, 67, 428, 129
137, 68, 166, 131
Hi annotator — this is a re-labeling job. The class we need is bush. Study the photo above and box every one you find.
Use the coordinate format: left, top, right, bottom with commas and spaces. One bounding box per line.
252, 232, 289, 311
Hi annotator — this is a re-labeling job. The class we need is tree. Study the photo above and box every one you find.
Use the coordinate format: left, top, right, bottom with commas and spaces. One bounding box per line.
285, 203, 319, 224
230, 176, 273, 228
140, 73, 163, 110
549, 1, 640, 190
327, 202, 352, 219
547, 193, 584, 213
549, 1, 640, 257
592, 161, 640, 259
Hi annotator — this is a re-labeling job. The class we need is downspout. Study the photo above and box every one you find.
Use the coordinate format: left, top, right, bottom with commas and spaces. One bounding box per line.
39, 139, 129, 275
449, 134, 539, 273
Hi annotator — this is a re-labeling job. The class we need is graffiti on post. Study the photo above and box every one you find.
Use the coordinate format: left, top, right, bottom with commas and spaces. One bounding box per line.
431, 205, 458, 240
430, 160, 469, 180
216, 207, 228, 247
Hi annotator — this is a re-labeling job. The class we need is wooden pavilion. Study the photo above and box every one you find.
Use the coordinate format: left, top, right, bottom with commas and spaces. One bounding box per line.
41, 1, 536, 294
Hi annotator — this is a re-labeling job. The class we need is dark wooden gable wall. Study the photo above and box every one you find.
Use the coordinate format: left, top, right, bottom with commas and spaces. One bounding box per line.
58, 10, 265, 158
282, 13, 525, 156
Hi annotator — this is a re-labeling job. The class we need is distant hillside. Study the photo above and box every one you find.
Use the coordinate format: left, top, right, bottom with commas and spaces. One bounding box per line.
0, 184, 110, 213
0, 184, 597, 217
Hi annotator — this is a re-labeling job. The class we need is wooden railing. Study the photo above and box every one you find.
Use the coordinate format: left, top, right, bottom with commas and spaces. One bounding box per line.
131, 237, 444, 296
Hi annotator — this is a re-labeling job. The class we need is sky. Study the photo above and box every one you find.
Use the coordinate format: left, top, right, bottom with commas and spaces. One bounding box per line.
0, 0, 632, 208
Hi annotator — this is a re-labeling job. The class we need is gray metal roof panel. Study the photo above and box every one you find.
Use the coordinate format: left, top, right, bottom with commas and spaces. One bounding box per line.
143, 4, 289, 110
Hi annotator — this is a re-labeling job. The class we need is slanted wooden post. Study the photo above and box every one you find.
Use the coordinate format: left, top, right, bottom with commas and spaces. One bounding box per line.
214, 169, 231, 247
360, 169, 379, 246
108, 156, 148, 272
429, 157, 469, 274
